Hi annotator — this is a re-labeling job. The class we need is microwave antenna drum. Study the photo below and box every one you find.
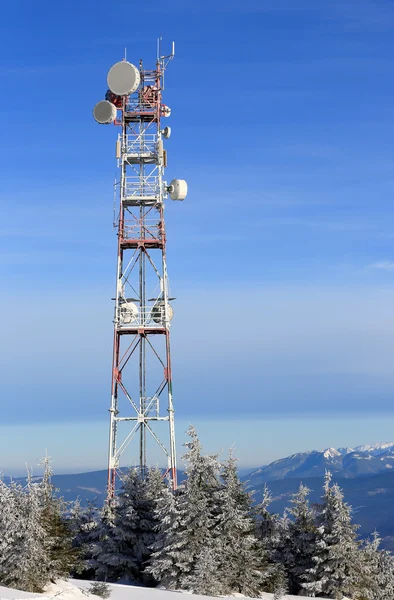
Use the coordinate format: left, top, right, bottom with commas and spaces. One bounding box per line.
162, 126, 171, 139
93, 100, 117, 124
168, 179, 188, 201
119, 301, 139, 324
152, 301, 174, 324
107, 61, 140, 96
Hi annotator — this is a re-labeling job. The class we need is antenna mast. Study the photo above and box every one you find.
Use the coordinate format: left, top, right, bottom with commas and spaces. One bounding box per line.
93, 42, 187, 496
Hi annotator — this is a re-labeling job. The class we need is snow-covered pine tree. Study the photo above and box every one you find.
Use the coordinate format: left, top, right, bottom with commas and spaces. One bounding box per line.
351, 532, 394, 600
281, 484, 318, 595
0, 479, 20, 586
6, 476, 50, 592
302, 471, 360, 599
189, 545, 224, 597
163, 425, 222, 591
70, 500, 101, 578
370, 541, 394, 600
94, 495, 123, 581
254, 482, 287, 592
145, 479, 184, 589
37, 456, 77, 581
95, 467, 161, 583
193, 450, 270, 597
140, 468, 169, 585
255, 483, 281, 553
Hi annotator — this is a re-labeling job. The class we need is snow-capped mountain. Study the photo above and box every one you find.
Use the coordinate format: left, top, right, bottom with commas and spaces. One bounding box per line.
245, 442, 394, 484
354, 441, 394, 456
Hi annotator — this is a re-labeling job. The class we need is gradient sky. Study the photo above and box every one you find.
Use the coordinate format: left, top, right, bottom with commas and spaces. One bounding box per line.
2, 0, 394, 474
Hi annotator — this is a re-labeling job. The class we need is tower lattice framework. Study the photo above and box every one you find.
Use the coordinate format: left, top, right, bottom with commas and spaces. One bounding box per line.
94, 48, 184, 495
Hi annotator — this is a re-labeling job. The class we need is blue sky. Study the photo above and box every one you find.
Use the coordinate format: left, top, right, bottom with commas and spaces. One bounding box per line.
2, 0, 394, 473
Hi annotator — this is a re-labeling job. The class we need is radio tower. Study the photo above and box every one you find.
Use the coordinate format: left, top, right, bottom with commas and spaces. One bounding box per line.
93, 43, 187, 495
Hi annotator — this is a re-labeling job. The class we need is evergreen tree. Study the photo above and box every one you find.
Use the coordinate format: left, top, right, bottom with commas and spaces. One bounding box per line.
94, 495, 123, 581
145, 481, 184, 588
254, 482, 288, 592
70, 499, 101, 578
95, 467, 161, 583
37, 456, 78, 581
281, 484, 318, 595
175, 425, 222, 590
5, 477, 50, 592
147, 426, 222, 590
255, 483, 281, 554
0, 480, 21, 586
194, 450, 269, 597
302, 471, 360, 599
352, 532, 394, 600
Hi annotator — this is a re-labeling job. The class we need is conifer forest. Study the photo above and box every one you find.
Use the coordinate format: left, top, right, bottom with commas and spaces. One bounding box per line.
1, 426, 394, 599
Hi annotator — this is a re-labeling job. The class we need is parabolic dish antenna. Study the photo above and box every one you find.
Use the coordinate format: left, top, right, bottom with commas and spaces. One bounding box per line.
168, 179, 188, 201
162, 126, 171, 139
107, 61, 140, 96
152, 302, 174, 324
93, 100, 117, 124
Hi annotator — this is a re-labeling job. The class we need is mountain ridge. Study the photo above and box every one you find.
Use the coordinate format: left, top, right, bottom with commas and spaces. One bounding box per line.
245, 441, 394, 484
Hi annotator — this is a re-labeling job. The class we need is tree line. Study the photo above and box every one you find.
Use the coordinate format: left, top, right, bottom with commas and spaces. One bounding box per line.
1, 428, 394, 599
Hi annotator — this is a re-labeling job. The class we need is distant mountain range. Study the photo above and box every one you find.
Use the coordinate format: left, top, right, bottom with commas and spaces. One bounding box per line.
245, 442, 394, 485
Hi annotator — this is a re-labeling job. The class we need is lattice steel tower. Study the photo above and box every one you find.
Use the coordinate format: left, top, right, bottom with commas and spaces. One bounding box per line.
93, 44, 187, 494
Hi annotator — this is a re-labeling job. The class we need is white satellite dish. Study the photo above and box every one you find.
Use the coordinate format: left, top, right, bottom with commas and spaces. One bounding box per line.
151, 302, 174, 324
107, 61, 140, 96
119, 301, 139, 324
93, 100, 117, 124
168, 179, 188, 201
162, 126, 171, 139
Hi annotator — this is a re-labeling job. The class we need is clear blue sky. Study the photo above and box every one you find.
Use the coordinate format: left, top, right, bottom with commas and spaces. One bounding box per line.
1, 0, 394, 474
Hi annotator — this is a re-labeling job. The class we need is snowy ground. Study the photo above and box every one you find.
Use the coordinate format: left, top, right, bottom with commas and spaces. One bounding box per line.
0, 578, 322, 600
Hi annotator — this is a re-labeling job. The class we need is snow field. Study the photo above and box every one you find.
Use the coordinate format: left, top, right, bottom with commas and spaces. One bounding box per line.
0, 579, 328, 600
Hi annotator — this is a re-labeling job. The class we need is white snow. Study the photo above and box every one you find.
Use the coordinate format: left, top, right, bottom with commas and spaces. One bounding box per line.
354, 441, 394, 456
0, 579, 331, 600
323, 447, 341, 459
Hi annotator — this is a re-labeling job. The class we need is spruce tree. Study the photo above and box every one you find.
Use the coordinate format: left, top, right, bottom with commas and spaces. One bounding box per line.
37, 457, 77, 581
302, 471, 360, 599
255, 484, 281, 554
145, 480, 184, 588
195, 450, 268, 597
281, 484, 318, 595
352, 532, 394, 600
147, 426, 222, 591
95, 467, 161, 582
176, 425, 222, 590
94, 495, 123, 581
0, 480, 20, 586
70, 500, 101, 578
254, 482, 288, 592
6, 477, 50, 592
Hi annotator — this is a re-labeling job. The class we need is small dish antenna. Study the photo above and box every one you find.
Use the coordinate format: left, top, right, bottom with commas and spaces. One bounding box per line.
162, 126, 171, 139
107, 61, 140, 96
152, 301, 174, 324
161, 105, 171, 118
93, 100, 117, 124
167, 179, 188, 201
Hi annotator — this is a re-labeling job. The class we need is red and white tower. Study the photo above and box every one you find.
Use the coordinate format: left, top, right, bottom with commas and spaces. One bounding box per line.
93, 44, 187, 495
